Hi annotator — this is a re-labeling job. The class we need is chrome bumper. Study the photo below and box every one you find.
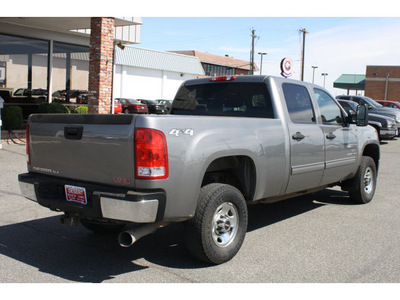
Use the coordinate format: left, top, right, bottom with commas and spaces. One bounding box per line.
380, 127, 397, 139
100, 196, 159, 223
19, 181, 38, 202
18, 175, 162, 223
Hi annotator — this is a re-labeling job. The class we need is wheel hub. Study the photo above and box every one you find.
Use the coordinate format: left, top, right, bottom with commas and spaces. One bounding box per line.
364, 167, 374, 194
212, 202, 238, 248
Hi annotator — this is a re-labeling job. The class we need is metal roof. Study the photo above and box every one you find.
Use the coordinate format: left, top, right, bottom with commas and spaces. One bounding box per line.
334, 74, 366, 90
169, 50, 258, 71
0, 17, 142, 44
114, 47, 205, 76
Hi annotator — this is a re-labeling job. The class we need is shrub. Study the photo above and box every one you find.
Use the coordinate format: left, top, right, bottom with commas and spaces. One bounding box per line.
74, 106, 89, 114
1, 106, 23, 130
38, 102, 70, 114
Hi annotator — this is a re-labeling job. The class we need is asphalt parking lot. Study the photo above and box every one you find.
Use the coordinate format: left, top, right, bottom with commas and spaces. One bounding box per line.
1, 137, 400, 285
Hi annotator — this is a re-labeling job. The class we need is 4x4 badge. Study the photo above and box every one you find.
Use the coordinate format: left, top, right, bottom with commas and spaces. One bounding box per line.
169, 129, 194, 137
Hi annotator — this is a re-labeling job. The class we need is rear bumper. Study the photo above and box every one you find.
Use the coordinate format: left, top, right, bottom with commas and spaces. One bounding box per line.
18, 173, 165, 223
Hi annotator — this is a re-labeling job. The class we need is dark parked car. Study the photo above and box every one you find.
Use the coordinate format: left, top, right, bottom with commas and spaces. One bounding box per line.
14, 88, 48, 97
336, 95, 400, 134
376, 100, 400, 110
11, 88, 47, 103
115, 98, 148, 114
155, 99, 173, 113
338, 99, 397, 140
76, 92, 89, 104
52, 90, 88, 103
52, 90, 67, 102
139, 99, 168, 114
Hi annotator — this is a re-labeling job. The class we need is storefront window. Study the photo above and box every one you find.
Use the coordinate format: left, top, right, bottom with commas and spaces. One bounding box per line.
0, 34, 89, 117
0, 34, 48, 101
52, 42, 89, 105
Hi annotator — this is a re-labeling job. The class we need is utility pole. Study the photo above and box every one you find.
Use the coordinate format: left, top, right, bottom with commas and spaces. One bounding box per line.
250, 29, 257, 75
299, 28, 308, 81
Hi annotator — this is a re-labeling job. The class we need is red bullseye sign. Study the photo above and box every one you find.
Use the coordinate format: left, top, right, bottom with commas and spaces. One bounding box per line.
280, 57, 293, 78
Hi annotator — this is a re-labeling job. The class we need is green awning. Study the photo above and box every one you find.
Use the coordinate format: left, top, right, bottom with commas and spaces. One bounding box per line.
334, 74, 365, 90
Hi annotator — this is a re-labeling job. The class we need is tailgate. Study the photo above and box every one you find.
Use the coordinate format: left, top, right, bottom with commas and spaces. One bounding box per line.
28, 114, 136, 188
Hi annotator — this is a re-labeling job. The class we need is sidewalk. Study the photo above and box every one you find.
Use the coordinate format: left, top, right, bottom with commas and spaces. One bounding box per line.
0, 130, 26, 149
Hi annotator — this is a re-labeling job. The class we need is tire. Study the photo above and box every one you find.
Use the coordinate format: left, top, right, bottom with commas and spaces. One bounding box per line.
81, 219, 126, 234
184, 183, 248, 265
348, 156, 377, 204
123, 108, 130, 114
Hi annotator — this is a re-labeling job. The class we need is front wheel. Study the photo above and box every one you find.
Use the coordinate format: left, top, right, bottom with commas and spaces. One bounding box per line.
184, 183, 248, 265
348, 156, 377, 204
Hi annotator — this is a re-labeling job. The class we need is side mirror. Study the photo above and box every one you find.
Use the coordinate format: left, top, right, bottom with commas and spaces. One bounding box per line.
356, 104, 369, 126
346, 109, 356, 123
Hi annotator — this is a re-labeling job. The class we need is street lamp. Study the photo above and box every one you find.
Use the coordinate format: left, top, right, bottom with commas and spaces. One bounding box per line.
311, 66, 318, 83
321, 73, 328, 88
258, 52, 267, 75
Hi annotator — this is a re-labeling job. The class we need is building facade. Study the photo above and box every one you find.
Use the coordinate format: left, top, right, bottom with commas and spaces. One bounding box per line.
0, 17, 142, 116
113, 47, 204, 100
169, 50, 258, 77
365, 66, 400, 101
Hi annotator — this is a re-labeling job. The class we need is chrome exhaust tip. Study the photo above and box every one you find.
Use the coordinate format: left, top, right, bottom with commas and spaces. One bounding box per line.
118, 222, 168, 247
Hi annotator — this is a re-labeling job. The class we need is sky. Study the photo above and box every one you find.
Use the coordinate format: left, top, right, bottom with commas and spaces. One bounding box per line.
9, 0, 400, 96
136, 16, 400, 96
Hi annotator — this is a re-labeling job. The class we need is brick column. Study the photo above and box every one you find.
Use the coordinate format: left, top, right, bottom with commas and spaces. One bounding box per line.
88, 17, 115, 114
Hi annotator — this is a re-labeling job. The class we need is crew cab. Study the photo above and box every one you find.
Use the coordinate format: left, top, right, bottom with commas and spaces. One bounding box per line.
19, 76, 380, 264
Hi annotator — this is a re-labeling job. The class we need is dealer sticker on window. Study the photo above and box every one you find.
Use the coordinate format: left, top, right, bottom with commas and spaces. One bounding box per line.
65, 185, 87, 205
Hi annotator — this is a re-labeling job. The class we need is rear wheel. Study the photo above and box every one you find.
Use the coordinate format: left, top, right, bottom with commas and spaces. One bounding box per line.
348, 156, 377, 204
185, 183, 248, 264
123, 108, 130, 114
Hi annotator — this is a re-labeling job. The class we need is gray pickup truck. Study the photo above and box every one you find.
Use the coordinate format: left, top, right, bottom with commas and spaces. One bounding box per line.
18, 75, 380, 264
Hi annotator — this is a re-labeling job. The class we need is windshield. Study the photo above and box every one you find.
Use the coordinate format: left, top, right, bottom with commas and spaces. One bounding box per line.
364, 97, 383, 108
127, 99, 141, 104
144, 100, 157, 105
172, 82, 274, 118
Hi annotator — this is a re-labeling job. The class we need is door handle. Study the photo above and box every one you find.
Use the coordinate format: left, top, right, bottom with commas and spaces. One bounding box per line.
292, 132, 305, 141
64, 126, 83, 140
326, 132, 336, 140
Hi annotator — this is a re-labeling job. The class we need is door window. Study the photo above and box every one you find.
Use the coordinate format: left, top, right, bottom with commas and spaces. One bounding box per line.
314, 89, 344, 125
282, 83, 315, 124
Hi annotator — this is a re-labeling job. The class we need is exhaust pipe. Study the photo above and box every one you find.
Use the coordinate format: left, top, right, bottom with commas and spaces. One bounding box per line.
118, 222, 168, 247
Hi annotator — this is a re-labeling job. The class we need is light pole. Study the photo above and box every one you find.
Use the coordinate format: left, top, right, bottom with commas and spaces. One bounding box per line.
258, 52, 267, 75
321, 73, 328, 88
384, 73, 390, 100
312, 66, 318, 83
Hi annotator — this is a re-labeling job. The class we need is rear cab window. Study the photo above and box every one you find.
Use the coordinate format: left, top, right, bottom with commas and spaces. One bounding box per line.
171, 81, 275, 118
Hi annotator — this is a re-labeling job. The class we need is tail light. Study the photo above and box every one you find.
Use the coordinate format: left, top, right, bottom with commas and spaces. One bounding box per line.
135, 128, 168, 180
210, 76, 236, 82
26, 124, 31, 165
